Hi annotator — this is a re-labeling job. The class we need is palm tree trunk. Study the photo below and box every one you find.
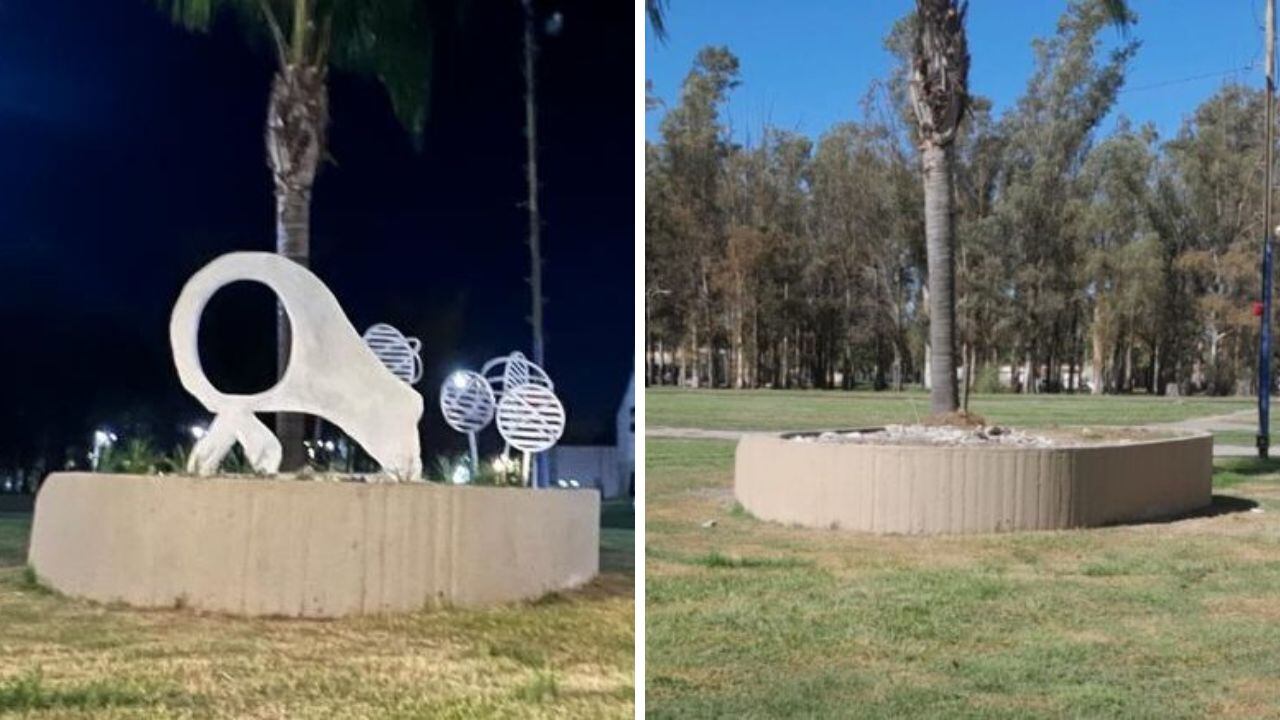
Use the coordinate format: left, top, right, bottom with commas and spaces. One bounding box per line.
266, 63, 327, 470
923, 142, 958, 414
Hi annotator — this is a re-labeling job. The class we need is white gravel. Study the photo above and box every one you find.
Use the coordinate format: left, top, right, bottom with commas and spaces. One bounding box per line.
795, 424, 1061, 447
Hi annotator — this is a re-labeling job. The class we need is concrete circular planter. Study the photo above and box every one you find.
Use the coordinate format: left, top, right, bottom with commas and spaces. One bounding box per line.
734, 429, 1212, 535
28, 473, 599, 617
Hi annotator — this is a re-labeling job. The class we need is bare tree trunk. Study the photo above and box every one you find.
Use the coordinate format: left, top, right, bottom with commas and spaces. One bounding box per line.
1153, 343, 1161, 395
1091, 304, 1105, 395
962, 342, 974, 412
923, 343, 932, 389
677, 338, 687, 387
1123, 341, 1133, 393
266, 62, 326, 471
734, 298, 745, 389
923, 143, 958, 414
689, 324, 700, 388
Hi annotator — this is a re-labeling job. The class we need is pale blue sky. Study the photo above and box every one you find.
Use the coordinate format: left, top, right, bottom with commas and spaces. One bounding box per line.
644, 1, 1266, 144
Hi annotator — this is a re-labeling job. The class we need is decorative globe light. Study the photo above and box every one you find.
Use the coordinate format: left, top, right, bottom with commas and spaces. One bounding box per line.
440, 370, 496, 471
496, 383, 566, 486
363, 323, 423, 385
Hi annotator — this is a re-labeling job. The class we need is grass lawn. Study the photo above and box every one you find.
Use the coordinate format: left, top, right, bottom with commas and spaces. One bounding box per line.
647, 387, 1253, 431
1212, 430, 1277, 448
0, 504, 633, 719
645, 391, 1280, 719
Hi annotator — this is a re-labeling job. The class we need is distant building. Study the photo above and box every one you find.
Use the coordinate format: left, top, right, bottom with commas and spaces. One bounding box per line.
548, 374, 634, 499
617, 374, 634, 498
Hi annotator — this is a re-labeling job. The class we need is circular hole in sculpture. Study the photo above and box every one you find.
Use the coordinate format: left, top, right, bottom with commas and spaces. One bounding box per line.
197, 280, 285, 395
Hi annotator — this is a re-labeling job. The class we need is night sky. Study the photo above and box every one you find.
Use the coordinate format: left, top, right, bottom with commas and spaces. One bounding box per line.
0, 0, 633, 470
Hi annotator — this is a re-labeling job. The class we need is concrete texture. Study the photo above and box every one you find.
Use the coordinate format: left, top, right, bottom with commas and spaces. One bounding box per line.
170, 252, 424, 479
28, 473, 599, 617
735, 430, 1212, 534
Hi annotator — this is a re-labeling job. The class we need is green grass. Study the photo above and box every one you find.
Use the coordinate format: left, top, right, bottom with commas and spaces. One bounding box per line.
0, 511, 632, 718
601, 499, 635, 529
646, 392, 1280, 718
1211, 430, 1278, 448
647, 387, 1252, 431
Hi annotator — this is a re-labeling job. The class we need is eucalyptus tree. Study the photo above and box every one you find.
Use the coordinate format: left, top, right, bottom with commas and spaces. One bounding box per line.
1165, 85, 1269, 392
1077, 122, 1162, 392
154, 0, 448, 468
994, 0, 1137, 393
655, 46, 740, 386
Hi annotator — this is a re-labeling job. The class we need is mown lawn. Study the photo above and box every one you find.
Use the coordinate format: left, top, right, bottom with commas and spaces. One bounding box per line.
646, 435, 1280, 719
647, 387, 1253, 431
0, 505, 633, 719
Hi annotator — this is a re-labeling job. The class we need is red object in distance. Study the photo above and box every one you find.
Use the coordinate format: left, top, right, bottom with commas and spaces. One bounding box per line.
1254, 301, 1266, 317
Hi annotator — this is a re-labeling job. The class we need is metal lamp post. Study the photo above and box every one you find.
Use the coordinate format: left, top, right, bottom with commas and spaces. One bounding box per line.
1261, 0, 1276, 459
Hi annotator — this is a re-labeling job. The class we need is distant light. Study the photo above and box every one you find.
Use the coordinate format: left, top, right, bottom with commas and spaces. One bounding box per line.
451, 464, 472, 485
556, 479, 568, 488
324, 440, 336, 452
190, 425, 206, 440
491, 455, 517, 474
90, 428, 116, 471
545, 11, 563, 36
450, 371, 469, 389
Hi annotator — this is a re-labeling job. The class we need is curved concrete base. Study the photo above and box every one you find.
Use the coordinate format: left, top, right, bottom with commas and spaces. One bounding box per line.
735, 430, 1212, 535
28, 473, 599, 617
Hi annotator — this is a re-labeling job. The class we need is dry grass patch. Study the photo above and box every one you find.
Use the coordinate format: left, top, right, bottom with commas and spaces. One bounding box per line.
648, 437, 1280, 719
0, 514, 633, 719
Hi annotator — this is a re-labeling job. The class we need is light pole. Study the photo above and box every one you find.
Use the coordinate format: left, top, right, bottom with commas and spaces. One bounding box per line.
1260, 0, 1276, 459
89, 429, 117, 471
521, 0, 554, 369
521, 0, 561, 487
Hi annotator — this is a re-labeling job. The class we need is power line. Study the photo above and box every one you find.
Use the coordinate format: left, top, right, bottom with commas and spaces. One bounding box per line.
1120, 63, 1258, 94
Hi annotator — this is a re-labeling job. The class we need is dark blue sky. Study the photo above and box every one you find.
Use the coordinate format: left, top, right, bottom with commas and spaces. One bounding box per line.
646, 0, 1265, 144
0, 0, 633, 467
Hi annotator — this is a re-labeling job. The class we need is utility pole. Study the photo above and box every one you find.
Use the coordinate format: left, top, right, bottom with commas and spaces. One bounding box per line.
1260, 0, 1275, 459
522, 0, 546, 370
522, 0, 551, 488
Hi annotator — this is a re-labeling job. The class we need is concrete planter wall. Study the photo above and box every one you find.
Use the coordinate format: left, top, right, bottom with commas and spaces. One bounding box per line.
28, 473, 599, 617
735, 430, 1212, 535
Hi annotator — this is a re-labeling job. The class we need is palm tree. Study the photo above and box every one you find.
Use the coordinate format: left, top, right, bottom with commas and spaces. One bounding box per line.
154, 0, 447, 468
911, 0, 1129, 416
646, 0, 668, 42
910, 0, 969, 416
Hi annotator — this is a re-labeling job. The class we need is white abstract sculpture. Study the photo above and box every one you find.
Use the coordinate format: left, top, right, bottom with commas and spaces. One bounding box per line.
363, 323, 423, 385
169, 252, 424, 479
495, 383, 565, 486
439, 370, 496, 471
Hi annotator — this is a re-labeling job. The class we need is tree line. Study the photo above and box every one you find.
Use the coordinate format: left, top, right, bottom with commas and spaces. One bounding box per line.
645, 2, 1271, 398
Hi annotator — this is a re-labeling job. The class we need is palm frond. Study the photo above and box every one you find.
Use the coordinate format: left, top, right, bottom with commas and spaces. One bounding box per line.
152, 0, 283, 62
325, 0, 466, 141
647, 0, 669, 43
154, 0, 466, 142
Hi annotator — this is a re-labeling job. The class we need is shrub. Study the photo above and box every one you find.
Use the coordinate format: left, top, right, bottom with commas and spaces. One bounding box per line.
972, 364, 1004, 394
